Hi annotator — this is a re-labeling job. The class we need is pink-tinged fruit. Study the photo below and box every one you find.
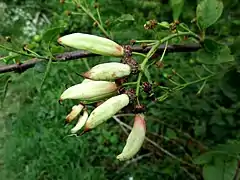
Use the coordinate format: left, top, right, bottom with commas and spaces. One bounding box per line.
117, 114, 146, 161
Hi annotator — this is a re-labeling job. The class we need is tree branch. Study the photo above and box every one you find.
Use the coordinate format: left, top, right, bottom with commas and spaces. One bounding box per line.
0, 44, 201, 74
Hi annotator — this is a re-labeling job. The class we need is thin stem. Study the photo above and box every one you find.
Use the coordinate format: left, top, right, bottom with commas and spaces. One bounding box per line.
0, 54, 19, 62
160, 31, 200, 43
136, 42, 162, 97
136, 72, 143, 97
181, 167, 198, 180
140, 41, 161, 70
159, 41, 168, 62
122, 82, 137, 86
24, 47, 43, 58
1, 76, 11, 107
179, 23, 191, 32
193, 68, 202, 79
156, 74, 216, 101
96, 7, 103, 26
169, 79, 181, 86
149, 131, 194, 162
234, 166, 240, 180
174, 71, 188, 83
0, 45, 47, 60
142, 32, 199, 70
147, 42, 159, 46
157, 93, 169, 102
83, 58, 90, 70
156, 85, 170, 90
67, 74, 77, 84
118, 123, 129, 136
174, 74, 215, 91
132, 52, 146, 57
117, 153, 152, 173
202, 64, 214, 74
196, 80, 207, 95
74, 1, 110, 38
145, 137, 196, 168
148, 117, 208, 150
39, 57, 52, 91
135, 31, 199, 99
135, 40, 158, 43
178, 24, 199, 41
149, 40, 168, 72
71, 12, 85, 15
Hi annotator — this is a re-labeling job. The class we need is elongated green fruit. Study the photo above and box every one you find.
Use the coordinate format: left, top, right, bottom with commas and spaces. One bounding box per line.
58, 33, 124, 57
84, 94, 129, 130
71, 110, 88, 134
60, 81, 118, 101
83, 62, 131, 81
117, 114, 146, 161
66, 104, 84, 123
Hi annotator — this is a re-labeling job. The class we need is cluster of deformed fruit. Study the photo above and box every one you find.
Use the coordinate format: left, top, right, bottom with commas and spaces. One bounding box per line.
58, 33, 146, 161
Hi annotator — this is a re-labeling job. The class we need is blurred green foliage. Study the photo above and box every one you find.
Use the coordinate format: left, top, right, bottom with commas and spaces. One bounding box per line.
0, 0, 240, 179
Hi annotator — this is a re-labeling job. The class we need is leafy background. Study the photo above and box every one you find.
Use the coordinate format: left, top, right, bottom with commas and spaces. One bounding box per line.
0, 0, 240, 179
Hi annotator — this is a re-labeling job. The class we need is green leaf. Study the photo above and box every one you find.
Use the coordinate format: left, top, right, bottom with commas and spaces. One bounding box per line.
219, 68, 240, 101
42, 26, 65, 43
232, 19, 240, 25
203, 164, 223, 180
39, 58, 52, 91
0, 74, 11, 107
194, 121, 207, 137
50, 45, 65, 54
213, 142, 240, 155
116, 14, 135, 22
196, 39, 234, 64
109, 134, 118, 145
230, 36, 240, 59
161, 165, 176, 175
165, 128, 177, 139
223, 160, 238, 180
170, 0, 184, 20
143, 67, 152, 83
196, 0, 223, 29
34, 61, 47, 73
203, 159, 237, 180
193, 152, 214, 165
194, 142, 240, 165
204, 38, 222, 52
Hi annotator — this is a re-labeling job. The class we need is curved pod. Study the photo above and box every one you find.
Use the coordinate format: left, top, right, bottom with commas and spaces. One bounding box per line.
117, 114, 146, 161
85, 94, 130, 130
71, 110, 89, 134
